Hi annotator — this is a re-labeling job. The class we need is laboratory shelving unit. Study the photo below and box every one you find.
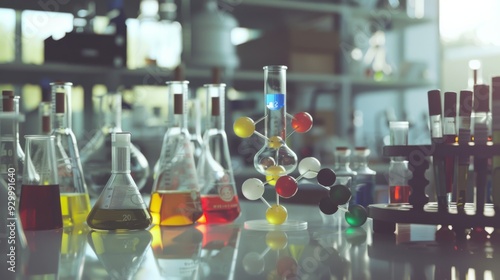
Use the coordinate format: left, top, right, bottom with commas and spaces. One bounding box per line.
0, 0, 439, 140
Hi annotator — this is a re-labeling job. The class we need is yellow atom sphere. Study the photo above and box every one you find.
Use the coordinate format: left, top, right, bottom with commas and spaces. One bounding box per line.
266, 204, 288, 225
265, 231, 288, 250
233, 117, 255, 138
268, 136, 283, 149
265, 165, 286, 186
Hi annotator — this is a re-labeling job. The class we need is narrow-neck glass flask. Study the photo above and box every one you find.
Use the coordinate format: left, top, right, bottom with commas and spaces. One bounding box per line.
149, 81, 203, 226
352, 147, 376, 207
50, 82, 91, 227
20, 135, 62, 230
0, 91, 25, 197
80, 92, 150, 197
87, 132, 152, 230
197, 83, 240, 223
39, 90, 52, 134
333, 147, 357, 205
254, 65, 297, 177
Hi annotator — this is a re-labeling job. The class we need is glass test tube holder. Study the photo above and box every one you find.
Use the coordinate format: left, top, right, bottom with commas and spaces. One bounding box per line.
368, 142, 500, 235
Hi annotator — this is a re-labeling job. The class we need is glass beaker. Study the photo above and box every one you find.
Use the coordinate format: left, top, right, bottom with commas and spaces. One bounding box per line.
19, 135, 63, 230
388, 121, 411, 204
197, 83, 241, 223
254, 65, 297, 176
50, 82, 91, 227
0, 91, 25, 197
87, 132, 152, 230
80, 92, 150, 197
149, 81, 203, 226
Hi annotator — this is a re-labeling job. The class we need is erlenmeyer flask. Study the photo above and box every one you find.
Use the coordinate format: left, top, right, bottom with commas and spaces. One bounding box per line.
50, 82, 91, 227
88, 230, 152, 280
19, 135, 63, 230
254, 66, 298, 176
149, 81, 203, 226
80, 92, 150, 197
0, 90, 25, 197
87, 132, 152, 230
197, 83, 240, 223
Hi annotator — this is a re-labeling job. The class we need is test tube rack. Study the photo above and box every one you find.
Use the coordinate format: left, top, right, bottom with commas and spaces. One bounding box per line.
368, 143, 500, 234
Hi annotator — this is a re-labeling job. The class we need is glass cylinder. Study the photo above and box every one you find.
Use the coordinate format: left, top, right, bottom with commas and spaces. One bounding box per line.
352, 147, 376, 206
149, 81, 203, 226
197, 84, 241, 223
50, 82, 91, 227
388, 121, 410, 204
0, 91, 25, 197
87, 132, 152, 230
80, 92, 150, 197
20, 135, 62, 230
254, 65, 297, 177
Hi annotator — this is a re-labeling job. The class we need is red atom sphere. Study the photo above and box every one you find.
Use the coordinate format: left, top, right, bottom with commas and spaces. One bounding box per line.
275, 176, 298, 198
291, 112, 313, 133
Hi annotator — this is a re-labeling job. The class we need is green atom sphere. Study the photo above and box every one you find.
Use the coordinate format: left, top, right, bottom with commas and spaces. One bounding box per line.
344, 205, 368, 227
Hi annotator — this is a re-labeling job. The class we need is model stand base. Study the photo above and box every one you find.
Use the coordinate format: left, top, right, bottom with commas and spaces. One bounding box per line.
244, 219, 308, 231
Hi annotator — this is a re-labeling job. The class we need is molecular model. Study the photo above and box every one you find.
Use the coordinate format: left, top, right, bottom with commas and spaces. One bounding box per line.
233, 112, 367, 228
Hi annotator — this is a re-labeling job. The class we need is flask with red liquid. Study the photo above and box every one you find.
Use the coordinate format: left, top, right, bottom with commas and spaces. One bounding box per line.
196, 83, 241, 223
19, 135, 63, 230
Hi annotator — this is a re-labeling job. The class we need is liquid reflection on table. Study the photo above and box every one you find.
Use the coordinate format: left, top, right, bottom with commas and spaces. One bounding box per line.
6, 201, 500, 280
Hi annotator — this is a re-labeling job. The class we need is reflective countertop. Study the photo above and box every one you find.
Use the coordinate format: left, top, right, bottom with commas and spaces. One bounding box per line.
3, 200, 500, 280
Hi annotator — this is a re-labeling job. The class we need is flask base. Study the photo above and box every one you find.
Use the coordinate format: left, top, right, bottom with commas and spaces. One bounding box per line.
244, 219, 307, 231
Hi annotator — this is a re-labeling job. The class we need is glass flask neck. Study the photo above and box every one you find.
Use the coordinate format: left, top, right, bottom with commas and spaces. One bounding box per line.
51, 82, 73, 130
334, 148, 352, 171
0, 96, 21, 139
112, 133, 131, 173
204, 84, 226, 131
263, 65, 287, 139
167, 81, 189, 129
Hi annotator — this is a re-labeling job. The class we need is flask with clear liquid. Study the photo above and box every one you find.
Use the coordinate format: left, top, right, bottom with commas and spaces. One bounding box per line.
149, 80, 203, 226
80, 92, 150, 197
50, 82, 91, 227
87, 132, 152, 230
197, 83, 241, 223
352, 147, 376, 206
0, 90, 25, 197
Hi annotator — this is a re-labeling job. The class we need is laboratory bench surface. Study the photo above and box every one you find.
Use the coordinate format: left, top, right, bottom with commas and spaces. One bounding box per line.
3, 200, 500, 280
